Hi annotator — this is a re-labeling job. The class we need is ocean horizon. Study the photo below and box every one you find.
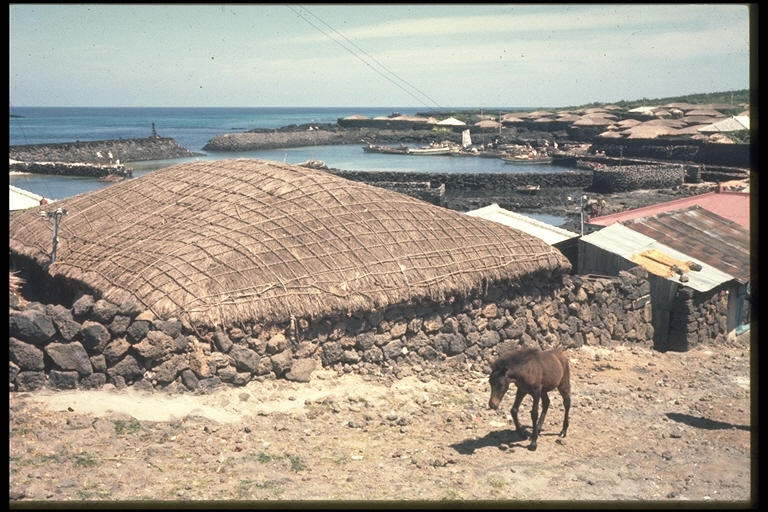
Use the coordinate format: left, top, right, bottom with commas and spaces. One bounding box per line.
9, 106, 572, 226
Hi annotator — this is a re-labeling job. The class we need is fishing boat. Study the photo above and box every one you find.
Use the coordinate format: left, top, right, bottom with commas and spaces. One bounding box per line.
515, 184, 541, 195
379, 144, 410, 155
502, 155, 554, 165
362, 144, 383, 153
409, 144, 454, 156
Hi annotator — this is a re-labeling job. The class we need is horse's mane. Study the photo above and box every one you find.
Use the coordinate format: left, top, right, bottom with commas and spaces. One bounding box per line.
492, 347, 541, 370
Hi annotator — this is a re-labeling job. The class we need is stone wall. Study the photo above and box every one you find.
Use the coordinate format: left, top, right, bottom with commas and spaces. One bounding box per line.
9, 161, 131, 178
328, 170, 593, 192
665, 285, 729, 352
9, 137, 202, 164
591, 139, 750, 168
9, 267, 658, 393
590, 165, 685, 193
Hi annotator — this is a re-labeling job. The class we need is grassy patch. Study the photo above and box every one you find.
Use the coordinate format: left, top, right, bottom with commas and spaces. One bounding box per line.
488, 478, 505, 491
73, 451, 99, 468
113, 419, 142, 435
254, 451, 273, 463
287, 455, 306, 472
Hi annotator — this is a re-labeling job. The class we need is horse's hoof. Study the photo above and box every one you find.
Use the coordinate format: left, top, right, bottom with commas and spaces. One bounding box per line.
559, 432, 567, 438
528, 443, 538, 452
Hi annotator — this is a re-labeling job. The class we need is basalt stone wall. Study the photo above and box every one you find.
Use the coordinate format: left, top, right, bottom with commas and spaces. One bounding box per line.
591, 165, 685, 193
9, 137, 202, 164
9, 161, 131, 178
368, 182, 446, 206
591, 140, 750, 168
664, 285, 729, 352
9, 267, 659, 393
328, 171, 593, 192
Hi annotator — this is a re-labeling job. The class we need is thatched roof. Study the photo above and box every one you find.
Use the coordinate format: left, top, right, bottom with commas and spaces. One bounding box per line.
474, 120, 502, 128
617, 119, 642, 128
572, 116, 615, 126
639, 119, 688, 128
9, 159, 570, 328
622, 125, 682, 139
684, 109, 726, 118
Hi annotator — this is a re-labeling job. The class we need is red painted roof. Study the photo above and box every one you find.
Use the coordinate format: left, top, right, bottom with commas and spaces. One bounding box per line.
588, 191, 750, 229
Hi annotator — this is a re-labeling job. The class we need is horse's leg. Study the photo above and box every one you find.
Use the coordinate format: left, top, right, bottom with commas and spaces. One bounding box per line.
510, 387, 528, 440
528, 390, 541, 451
559, 388, 571, 438
535, 392, 551, 442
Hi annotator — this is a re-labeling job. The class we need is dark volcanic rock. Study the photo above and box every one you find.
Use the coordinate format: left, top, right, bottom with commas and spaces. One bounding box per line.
9, 136, 202, 164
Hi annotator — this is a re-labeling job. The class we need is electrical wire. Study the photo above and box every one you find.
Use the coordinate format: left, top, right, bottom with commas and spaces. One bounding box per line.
288, 5, 448, 112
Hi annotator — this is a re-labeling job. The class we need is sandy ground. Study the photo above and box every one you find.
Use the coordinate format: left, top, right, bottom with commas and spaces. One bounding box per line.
9, 332, 755, 505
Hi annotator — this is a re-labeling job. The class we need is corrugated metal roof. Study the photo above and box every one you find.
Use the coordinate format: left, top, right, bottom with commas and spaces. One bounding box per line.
622, 206, 751, 285
466, 204, 579, 246
10, 185, 51, 211
587, 191, 750, 229
697, 116, 749, 132
580, 223, 735, 292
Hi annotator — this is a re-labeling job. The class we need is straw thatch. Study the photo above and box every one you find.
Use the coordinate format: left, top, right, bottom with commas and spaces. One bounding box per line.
9, 159, 570, 328
617, 119, 642, 128
622, 125, 682, 139
572, 116, 615, 126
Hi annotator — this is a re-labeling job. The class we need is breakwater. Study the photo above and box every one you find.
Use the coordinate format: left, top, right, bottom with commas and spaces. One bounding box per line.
327, 170, 593, 191
9, 161, 131, 179
9, 136, 202, 164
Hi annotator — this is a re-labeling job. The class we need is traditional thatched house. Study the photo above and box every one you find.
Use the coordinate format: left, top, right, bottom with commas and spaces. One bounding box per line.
18, 159, 661, 391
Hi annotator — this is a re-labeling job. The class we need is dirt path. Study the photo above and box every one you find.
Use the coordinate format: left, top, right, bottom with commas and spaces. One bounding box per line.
10, 337, 753, 504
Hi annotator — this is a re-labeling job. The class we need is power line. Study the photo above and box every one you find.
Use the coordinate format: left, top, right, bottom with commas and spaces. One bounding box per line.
288, 5, 448, 112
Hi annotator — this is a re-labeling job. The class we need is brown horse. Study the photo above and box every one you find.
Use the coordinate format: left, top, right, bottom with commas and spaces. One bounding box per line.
488, 347, 571, 451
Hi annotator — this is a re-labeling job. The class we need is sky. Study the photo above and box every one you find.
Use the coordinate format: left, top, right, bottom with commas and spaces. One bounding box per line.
9, 4, 753, 109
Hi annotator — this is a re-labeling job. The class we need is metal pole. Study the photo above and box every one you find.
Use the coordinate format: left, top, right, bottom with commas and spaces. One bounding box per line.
580, 195, 586, 236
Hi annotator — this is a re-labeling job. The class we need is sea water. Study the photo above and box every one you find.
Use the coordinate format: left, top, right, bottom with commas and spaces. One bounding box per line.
9, 106, 572, 225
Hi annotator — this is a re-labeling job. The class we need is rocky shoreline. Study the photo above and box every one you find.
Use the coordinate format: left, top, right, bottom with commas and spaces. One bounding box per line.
9, 136, 203, 165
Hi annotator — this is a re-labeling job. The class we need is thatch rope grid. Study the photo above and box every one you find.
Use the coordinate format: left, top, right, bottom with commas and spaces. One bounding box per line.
10, 159, 570, 328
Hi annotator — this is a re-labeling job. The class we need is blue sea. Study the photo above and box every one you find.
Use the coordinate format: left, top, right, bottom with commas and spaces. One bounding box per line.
9, 107, 574, 225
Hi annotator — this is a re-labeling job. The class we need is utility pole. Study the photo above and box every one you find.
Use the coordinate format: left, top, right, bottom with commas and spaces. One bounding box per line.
40, 208, 68, 263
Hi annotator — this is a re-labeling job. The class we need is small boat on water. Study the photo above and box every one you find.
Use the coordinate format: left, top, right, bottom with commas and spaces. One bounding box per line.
363, 144, 383, 153
515, 184, 541, 195
409, 145, 454, 156
379, 144, 410, 155
502, 155, 554, 165
362, 143, 410, 154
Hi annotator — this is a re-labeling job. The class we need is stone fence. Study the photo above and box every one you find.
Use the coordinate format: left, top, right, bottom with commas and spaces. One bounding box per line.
10, 267, 656, 393
9, 161, 131, 178
328, 170, 593, 192
590, 165, 685, 193
665, 285, 730, 352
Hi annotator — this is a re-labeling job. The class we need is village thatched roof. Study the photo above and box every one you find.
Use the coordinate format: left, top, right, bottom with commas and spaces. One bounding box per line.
622, 125, 682, 139
9, 159, 570, 328
572, 116, 615, 126
474, 120, 502, 128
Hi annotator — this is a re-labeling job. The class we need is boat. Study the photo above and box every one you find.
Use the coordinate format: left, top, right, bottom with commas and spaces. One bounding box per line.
409, 144, 454, 156
362, 144, 383, 153
515, 184, 540, 195
502, 155, 554, 165
379, 144, 410, 155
